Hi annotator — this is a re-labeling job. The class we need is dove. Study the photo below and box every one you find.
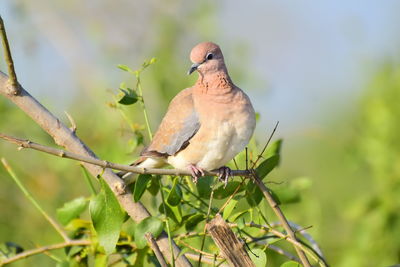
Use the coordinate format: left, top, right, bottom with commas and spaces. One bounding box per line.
126, 42, 256, 185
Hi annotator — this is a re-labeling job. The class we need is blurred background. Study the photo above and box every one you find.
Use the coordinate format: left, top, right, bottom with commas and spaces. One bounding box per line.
1, 0, 400, 266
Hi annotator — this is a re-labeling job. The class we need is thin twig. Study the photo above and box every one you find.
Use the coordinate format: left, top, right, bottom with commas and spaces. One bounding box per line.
1, 158, 70, 243
145, 233, 168, 267
251, 121, 279, 168
250, 171, 311, 267
271, 221, 324, 258
0, 240, 91, 265
0, 133, 252, 178
198, 182, 217, 267
0, 16, 19, 95
178, 240, 223, 259
184, 253, 228, 267
158, 178, 175, 267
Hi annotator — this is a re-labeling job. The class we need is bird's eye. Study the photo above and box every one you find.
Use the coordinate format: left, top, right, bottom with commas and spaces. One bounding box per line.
206, 53, 213, 60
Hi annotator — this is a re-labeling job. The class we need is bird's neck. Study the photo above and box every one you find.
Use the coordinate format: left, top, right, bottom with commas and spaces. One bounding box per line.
195, 70, 235, 95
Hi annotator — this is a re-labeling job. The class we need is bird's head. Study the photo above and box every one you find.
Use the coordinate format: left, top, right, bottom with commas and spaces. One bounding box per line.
188, 42, 226, 75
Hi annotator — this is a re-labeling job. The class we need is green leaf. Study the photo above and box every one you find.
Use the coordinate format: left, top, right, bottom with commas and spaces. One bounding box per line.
89, 178, 125, 255
147, 175, 160, 196
167, 177, 182, 206
134, 217, 163, 249
159, 201, 182, 224
256, 155, 280, 179
133, 174, 152, 202
280, 261, 301, 267
118, 87, 138, 105
0, 242, 23, 260
57, 197, 88, 226
245, 181, 263, 207
95, 254, 108, 267
56, 261, 70, 267
67, 245, 84, 257
117, 64, 133, 72
185, 214, 205, 231
222, 199, 238, 220
264, 139, 283, 159
230, 210, 248, 222
149, 57, 157, 65
249, 248, 267, 267
196, 176, 214, 199
214, 181, 244, 199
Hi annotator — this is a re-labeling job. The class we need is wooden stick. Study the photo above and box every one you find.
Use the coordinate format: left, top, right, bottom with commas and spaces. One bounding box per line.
206, 214, 255, 267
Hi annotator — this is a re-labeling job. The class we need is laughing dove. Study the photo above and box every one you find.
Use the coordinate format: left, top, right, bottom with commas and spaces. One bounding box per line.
127, 42, 256, 184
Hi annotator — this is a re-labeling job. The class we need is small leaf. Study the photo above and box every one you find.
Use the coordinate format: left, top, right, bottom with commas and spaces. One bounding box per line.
222, 199, 238, 220
134, 217, 163, 249
280, 261, 301, 267
230, 210, 248, 222
67, 245, 84, 257
185, 214, 205, 231
249, 248, 267, 267
118, 88, 138, 105
167, 177, 182, 206
149, 57, 157, 65
159, 201, 182, 224
133, 174, 152, 202
245, 181, 263, 207
147, 175, 160, 196
90, 178, 125, 255
0, 242, 24, 259
214, 181, 244, 199
57, 197, 88, 226
117, 64, 133, 72
256, 155, 280, 179
196, 176, 214, 199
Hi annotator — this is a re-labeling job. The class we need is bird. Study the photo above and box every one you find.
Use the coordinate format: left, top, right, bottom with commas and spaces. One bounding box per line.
124, 42, 256, 185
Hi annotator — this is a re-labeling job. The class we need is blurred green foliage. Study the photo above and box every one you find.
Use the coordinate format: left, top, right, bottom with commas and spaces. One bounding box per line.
1, 1, 400, 267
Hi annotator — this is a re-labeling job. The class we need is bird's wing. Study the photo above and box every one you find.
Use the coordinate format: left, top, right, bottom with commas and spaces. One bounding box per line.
141, 87, 200, 158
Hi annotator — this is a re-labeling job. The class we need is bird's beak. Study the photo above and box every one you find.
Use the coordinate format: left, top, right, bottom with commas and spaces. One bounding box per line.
187, 63, 201, 75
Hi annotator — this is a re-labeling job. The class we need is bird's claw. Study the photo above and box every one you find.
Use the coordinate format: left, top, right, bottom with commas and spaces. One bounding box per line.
217, 166, 232, 188
188, 164, 205, 184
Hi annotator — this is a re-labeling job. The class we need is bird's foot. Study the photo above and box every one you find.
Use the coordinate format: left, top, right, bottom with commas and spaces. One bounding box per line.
188, 164, 205, 184
217, 166, 232, 188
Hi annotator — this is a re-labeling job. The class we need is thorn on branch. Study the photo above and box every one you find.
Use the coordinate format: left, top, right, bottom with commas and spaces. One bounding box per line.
64, 111, 77, 134
0, 16, 20, 95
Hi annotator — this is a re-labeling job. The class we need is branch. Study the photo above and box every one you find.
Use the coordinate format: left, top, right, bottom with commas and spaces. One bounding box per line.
0, 240, 91, 265
0, 70, 191, 267
250, 172, 311, 267
0, 133, 252, 179
145, 233, 168, 267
